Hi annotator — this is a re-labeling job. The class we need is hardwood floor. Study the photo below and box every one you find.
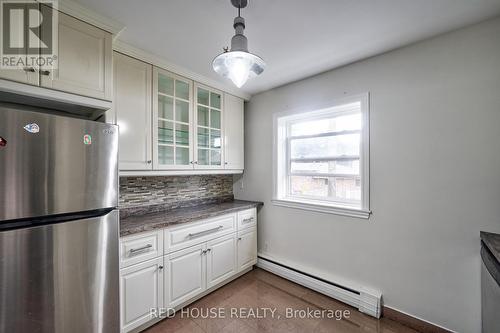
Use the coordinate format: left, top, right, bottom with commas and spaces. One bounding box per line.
144, 268, 419, 333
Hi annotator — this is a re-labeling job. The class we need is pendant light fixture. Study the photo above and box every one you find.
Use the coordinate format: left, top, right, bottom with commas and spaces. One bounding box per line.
212, 0, 265, 88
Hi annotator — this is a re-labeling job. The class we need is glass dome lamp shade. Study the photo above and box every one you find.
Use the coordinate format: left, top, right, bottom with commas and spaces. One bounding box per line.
212, 0, 265, 88
212, 51, 265, 88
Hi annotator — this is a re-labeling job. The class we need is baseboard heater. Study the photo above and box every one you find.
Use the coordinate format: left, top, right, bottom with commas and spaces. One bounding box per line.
257, 256, 382, 318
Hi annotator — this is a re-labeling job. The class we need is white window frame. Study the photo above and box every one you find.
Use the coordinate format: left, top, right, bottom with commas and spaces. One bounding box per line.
272, 93, 371, 219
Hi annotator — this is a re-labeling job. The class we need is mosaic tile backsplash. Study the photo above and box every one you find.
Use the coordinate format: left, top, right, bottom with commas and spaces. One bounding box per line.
119, 175, 234, 210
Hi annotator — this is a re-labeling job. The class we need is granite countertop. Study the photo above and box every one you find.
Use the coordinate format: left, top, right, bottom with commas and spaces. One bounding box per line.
120, 200, 263, 237
481, 231, 500, 264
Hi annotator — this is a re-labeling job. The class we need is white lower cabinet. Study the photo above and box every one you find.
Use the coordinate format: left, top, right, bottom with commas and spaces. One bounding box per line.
237, 228, 257, 272
166, 243, 206, 308
120, 257, 164, 333
119, 208, 257, 333
206, 234, 237, 288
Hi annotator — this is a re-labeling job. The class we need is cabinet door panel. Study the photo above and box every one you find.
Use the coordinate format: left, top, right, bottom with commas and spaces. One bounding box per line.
0, 3, 38, 85
114, 52, 153, 170
153, 68, 194, 170
237, 228, 257, 272
206, 234, 237, 288
120, 257, 163, 333
166, 243, 206, 308
40, 10, 112, 100
194, 84, 224, 169
224, 94, 244, 169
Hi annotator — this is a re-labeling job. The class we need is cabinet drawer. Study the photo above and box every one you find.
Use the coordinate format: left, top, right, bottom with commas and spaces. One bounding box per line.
165, 214, 236, 253
237, 208, 257, 230
120, 230, 163, 268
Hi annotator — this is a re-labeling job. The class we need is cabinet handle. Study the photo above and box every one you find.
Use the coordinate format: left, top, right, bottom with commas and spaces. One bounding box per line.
129, 244, 153, 255
147, 160, 152, 164
158, 265, 164, 270
23, 67, 35, 72
40, 70, 51, 76
206, 248, 212, 252
188, 226, 223, 238
242, 217, 254, 223
201, 250, 207, 255
194, 161, 198, 164
237, 237, 242, 241
224, 162, 228, 165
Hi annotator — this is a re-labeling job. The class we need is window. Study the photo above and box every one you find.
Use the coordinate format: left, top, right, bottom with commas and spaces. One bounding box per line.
273, 94, 370, 218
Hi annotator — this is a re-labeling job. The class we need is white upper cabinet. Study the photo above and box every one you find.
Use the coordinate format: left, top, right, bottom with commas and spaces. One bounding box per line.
0, 4, 38, 85
194, 84, 224, 169
153, 68, 194, 170
114, 52, 153, 170
224, 94, 244, 170
40, 9, 112, 100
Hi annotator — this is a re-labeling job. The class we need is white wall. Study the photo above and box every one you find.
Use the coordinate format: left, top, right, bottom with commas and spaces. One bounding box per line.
234, 17, 500, 333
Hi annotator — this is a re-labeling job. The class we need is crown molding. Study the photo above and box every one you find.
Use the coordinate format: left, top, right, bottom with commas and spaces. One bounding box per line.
57, 0, 126, 36
113, 39, 251, 101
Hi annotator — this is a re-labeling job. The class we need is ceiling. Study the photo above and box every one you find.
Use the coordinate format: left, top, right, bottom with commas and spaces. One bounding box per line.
76, 0, 500, 96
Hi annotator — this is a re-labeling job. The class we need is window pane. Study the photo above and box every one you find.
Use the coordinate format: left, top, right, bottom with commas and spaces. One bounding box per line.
176, 147, 190, 165
329, 176, 361, 201
210, 150, 221, 165
175, 80, 189, 100
291, 113, 361, 136
158, 120, 173, 144
210, 92, 221, 109
291, 160, 359, 175
198, 88, 209, 106
210, 110, 221, 129
197, 106, 209, 126
290, 176, 361, 202
158, 145, 174, 165
290, 133, 360, 159
175, 123, 189, 146
197, 127, 209, 148
198, 149, 209, 165
175, 100, 189, 123
210, 129, 221, 148
158, 95, 173, 120
158, 74, 174, 96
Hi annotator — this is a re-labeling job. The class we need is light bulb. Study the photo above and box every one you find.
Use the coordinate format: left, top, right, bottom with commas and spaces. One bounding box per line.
227, 57, 251, 88
213, 51, 265, 88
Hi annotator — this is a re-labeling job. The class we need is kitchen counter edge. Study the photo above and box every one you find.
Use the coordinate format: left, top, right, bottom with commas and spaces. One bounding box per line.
119, 200, 263, 237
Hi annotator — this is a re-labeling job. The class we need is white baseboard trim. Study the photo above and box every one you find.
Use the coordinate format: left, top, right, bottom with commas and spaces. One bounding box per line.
256, 257, 382, 318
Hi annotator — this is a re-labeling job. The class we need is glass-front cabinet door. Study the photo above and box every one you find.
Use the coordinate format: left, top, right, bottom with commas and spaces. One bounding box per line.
194, 84, 224, 169
153, 68, 194, 169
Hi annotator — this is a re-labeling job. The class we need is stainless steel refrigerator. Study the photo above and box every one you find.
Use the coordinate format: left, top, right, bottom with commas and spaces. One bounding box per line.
0, 104, 120, 333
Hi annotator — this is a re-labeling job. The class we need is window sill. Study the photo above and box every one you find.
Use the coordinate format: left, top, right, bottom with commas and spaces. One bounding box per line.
271, 198, 371, 219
